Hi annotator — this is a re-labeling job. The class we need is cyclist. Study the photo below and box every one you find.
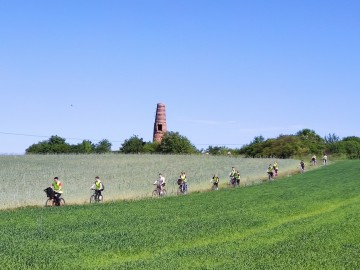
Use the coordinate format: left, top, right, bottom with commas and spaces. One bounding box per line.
299, 160, 305, 173
311, 155, 317, 166
229, 167, 236, 185
51, 177, 63, 205
178, 171, 187, 192
234, 170, 241, 186
273, 161, 279, 176
210, 174, 219, 190
90, 176, 104, 199
153, 173, 166, 195
267, 164, 274, 180
322, 154, 328, 165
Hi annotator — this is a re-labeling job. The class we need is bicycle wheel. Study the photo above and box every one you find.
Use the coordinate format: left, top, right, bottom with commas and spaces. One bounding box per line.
90, 195, 96, 203
231, 179, 236, 188
45, 198, 54, 207
98, 195, 103, 202
59, 198, 65, 206
152, 189, 160, 197
160, 189, 166, 197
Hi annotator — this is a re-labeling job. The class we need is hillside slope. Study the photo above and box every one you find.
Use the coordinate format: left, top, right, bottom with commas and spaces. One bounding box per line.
0, 161, 359, 269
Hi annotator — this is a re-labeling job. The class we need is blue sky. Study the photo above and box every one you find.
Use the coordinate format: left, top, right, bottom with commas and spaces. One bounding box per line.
1, 0, 359, 154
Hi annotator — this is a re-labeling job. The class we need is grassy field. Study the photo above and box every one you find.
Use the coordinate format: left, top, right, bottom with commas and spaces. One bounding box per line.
0, 160, 359, 269
0, 154, 300, 209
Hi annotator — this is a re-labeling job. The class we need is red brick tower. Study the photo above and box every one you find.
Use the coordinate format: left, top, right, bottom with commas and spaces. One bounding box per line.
153, 103, 167, 143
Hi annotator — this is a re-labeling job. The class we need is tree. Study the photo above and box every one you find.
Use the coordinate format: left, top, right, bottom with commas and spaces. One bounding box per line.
159, 132, 198, 154
339, 139, 360, 159
324, 133, 340, 144
26, 135, 71, 154
206, 146, 229, 155
48, 135, 67, 145
95, 139, 112, 153
296, 129, 324, 143
342, 136, 360, 143
46, 135, 70, 153
295, 129, 325, 155
78, 140, 95, 153
143, 142, 160, 153
26, 135, 112, 154
251, 135, 265, 144
120, 135, 145, 153
26, 141, 51, 154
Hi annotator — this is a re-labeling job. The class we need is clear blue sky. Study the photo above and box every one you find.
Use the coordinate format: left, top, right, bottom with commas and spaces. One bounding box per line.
1, 0, 359, 154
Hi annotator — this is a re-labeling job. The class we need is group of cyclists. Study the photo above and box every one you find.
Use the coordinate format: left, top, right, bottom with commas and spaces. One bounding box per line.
46, 161, 289, 204
299, 154, 328, 174
45, 176, 104, 206
267, 161, 279, 180
311, 154, 328, 166
152, 167, 243, 196
153, 171, 188, 196
154, 167, 240, 196
229, 167, 241, 187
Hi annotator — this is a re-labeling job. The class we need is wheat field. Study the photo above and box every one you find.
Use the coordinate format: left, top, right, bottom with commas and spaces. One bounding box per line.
0, 154, 300, 209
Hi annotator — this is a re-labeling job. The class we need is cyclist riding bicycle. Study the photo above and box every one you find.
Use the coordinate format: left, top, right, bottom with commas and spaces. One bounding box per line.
178, 171, 187, 192
210, 174, 219, 190
51, 177, 63, 205
234, 170, 241, 186
267, 164, 274, 180
229, 167, 236, 185
273, 161, 279, 176
153, 173, 166, 195
90, 176, 104, 199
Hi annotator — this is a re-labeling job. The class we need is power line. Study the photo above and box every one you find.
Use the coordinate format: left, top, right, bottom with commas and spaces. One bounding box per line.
0, 131, 124, 143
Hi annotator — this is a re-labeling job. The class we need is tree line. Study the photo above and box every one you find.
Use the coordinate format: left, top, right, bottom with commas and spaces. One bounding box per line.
238, 129, 360, 159
25, 131, 197, 155
25, 129, 360, 159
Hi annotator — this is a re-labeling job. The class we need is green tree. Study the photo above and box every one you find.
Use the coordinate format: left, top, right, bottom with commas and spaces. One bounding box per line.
159, 132, 198, 154
78, 140, 94, 153
26, 135, 70, 154
342, 136, 360, 143
252, 135, 265, 144
26, 141, 51, 154
143, 142, 160, 153
270, 135, 303, 158
206, 146, 229, 155
95, 139, 112, 153
324, 133, 340, 144
120, 135, 145, 153
295, 129, 325, 155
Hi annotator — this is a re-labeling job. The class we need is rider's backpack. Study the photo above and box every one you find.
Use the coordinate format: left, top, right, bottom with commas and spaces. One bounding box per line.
101, 182, 105, 191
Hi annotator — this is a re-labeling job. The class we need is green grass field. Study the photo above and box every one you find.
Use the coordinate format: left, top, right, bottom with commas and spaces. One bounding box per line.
0, 154, 299, 209
0, 160, 359, 269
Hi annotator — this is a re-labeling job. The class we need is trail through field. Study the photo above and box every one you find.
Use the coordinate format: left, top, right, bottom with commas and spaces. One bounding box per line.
0, 154, 301, 209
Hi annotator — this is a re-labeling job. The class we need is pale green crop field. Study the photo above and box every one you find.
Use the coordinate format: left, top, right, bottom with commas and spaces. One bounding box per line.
0, 154, 300, 209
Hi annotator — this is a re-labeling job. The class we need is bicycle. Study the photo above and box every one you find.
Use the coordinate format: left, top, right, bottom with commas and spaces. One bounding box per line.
229, 177, 238, 188
152, 185, 166, 197
44, 187, 65, 207
90, 189, 104, 203
210, 181, 219, 191
177, 183, 188, 195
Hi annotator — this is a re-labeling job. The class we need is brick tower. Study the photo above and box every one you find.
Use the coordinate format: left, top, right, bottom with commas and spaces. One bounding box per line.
153, 103, 167, 143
